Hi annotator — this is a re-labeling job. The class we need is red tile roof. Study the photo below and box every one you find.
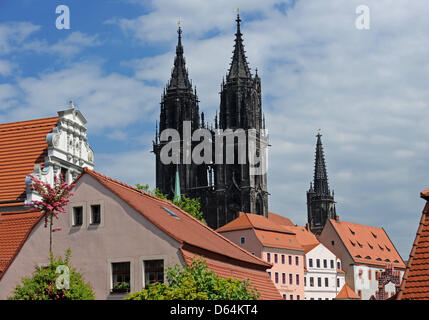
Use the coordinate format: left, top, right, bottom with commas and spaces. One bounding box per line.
180, 248, 282, 300
216, 212, 304, 252
78, 168, 273, 270
328, 219, 406, 269
0, 210, 43, 279
397, 198, 429, 300
0, 117, 59, 206
267, 212, 294, 227
335, 284, 360, 300
284, 225, 319, 248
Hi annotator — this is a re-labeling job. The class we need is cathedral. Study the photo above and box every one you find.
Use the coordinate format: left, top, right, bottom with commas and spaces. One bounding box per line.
153, 14, 269, 230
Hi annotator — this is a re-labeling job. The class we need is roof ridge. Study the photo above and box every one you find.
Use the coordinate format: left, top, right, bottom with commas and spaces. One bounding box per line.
0, 116, 59, 129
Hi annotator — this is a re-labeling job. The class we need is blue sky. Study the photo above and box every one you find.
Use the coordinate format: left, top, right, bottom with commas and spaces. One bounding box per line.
1, 0, 429, 259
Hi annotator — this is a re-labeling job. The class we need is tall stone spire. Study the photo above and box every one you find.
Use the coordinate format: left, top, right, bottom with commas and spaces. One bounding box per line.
227, 14, 252, 81
307, 131, 336, 235
168, 26, 192, 90
313, 132, 330, 196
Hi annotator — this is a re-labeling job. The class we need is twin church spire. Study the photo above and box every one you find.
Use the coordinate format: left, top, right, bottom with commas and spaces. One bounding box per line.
154, 13, 268, 229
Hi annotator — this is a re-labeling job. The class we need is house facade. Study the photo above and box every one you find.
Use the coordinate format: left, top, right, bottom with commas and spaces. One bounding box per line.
303, 243, 345, 300
0, 169, 281, 300
216, 212, 305, 300
318, 217, 406, 300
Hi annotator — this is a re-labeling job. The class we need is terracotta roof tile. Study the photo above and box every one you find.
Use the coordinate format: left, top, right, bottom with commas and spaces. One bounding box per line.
267, 212, 294, 226
0, 210, 43, 279
79, 169, 272, 270
335, 284, 360, 299
216, 212, 304, 251
329, 219, 406, 269
0, 117, 58, 205
180, 248, 282, 300
398, 199, 429, 300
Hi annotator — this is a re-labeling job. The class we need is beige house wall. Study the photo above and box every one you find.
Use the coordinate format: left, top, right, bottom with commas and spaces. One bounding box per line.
318, 220, 356, 291
0, 174, 183, 300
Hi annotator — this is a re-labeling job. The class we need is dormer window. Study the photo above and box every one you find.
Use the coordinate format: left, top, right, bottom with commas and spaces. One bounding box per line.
240, 237, 246, 245
349, 227, 355, 235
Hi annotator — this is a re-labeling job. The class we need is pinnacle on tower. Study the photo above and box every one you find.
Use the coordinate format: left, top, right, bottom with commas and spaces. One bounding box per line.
227, 14, 252, 81
168, 26, 192, 90
313, 132, 330, 196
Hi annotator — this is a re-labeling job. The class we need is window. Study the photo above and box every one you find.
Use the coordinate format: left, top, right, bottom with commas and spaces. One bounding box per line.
90, 204, 101, 225
323, 259, 327, 268
282, 273, 286, 284
240, 237, 245, 245
144, 260, 164, 286
289, 274, 293, 285
317, 277, 322, 287
368, 270, 372, 280
316, 259, 320, 268
337, 261, 341, 270
290, 295, 293, 300
296, 295, 300, 300
288, 255, 292, 265
331, 240, 335, 246
283, 294, 286, 300
162, 206, 179, 219
268, 271, 271, 279
337, 278, 340, 288
359, 269, 363, 279
72, 206, 83, 226
330, 260, 334, 269
309, 258, 313, 268
275, 272, 279, 284
274, 254, 278, 264
111, 262, 130, 293
325, 277, 329, 287
358, 290, 362, 298
296, 274, 300, 285
304, 276, 307, 286
267, 253, 271, 263
281, 254, 285, 264
310, 277, 314, 287
295, 256, 299, 266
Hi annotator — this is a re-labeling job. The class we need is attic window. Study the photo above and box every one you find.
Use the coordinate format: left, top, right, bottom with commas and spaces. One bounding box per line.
385, 246, 391, 252
371, 232, 377, 239
275, 237, 279, 241
356, 255, 362, 258
368, 243, 374, 249
357, 241, 363, 248
394, 260, 399, 263
385, 259, 390, 262
365, 256, 371, 259
350, 240, 356, 247
349, 228, 355, 235
376, 258, 382, 261
378, 245, 384, 251
162, 207, 179, 219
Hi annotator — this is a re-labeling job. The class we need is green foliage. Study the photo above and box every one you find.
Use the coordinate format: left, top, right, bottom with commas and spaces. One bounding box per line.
8, 249, 94, 300
125, 257, 260, 300
136, 184, 205, 223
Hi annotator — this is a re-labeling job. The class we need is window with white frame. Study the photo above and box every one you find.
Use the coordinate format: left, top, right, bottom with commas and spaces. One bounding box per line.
72, 206, 83, 226
144, 260, 164, 286
90, 204, 101, 225
111, 262, 130, 293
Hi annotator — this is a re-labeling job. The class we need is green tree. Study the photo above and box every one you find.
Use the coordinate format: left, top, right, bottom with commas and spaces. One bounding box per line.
125, 257, 260, 300
8, 249, 94, 300
136, 184, 205, 223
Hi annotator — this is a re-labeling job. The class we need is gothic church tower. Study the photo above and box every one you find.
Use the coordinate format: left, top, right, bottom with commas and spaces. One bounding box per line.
307, 133, 337, 235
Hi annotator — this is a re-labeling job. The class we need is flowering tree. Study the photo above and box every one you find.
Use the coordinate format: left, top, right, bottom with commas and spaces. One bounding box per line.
29, 174, 74, 253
